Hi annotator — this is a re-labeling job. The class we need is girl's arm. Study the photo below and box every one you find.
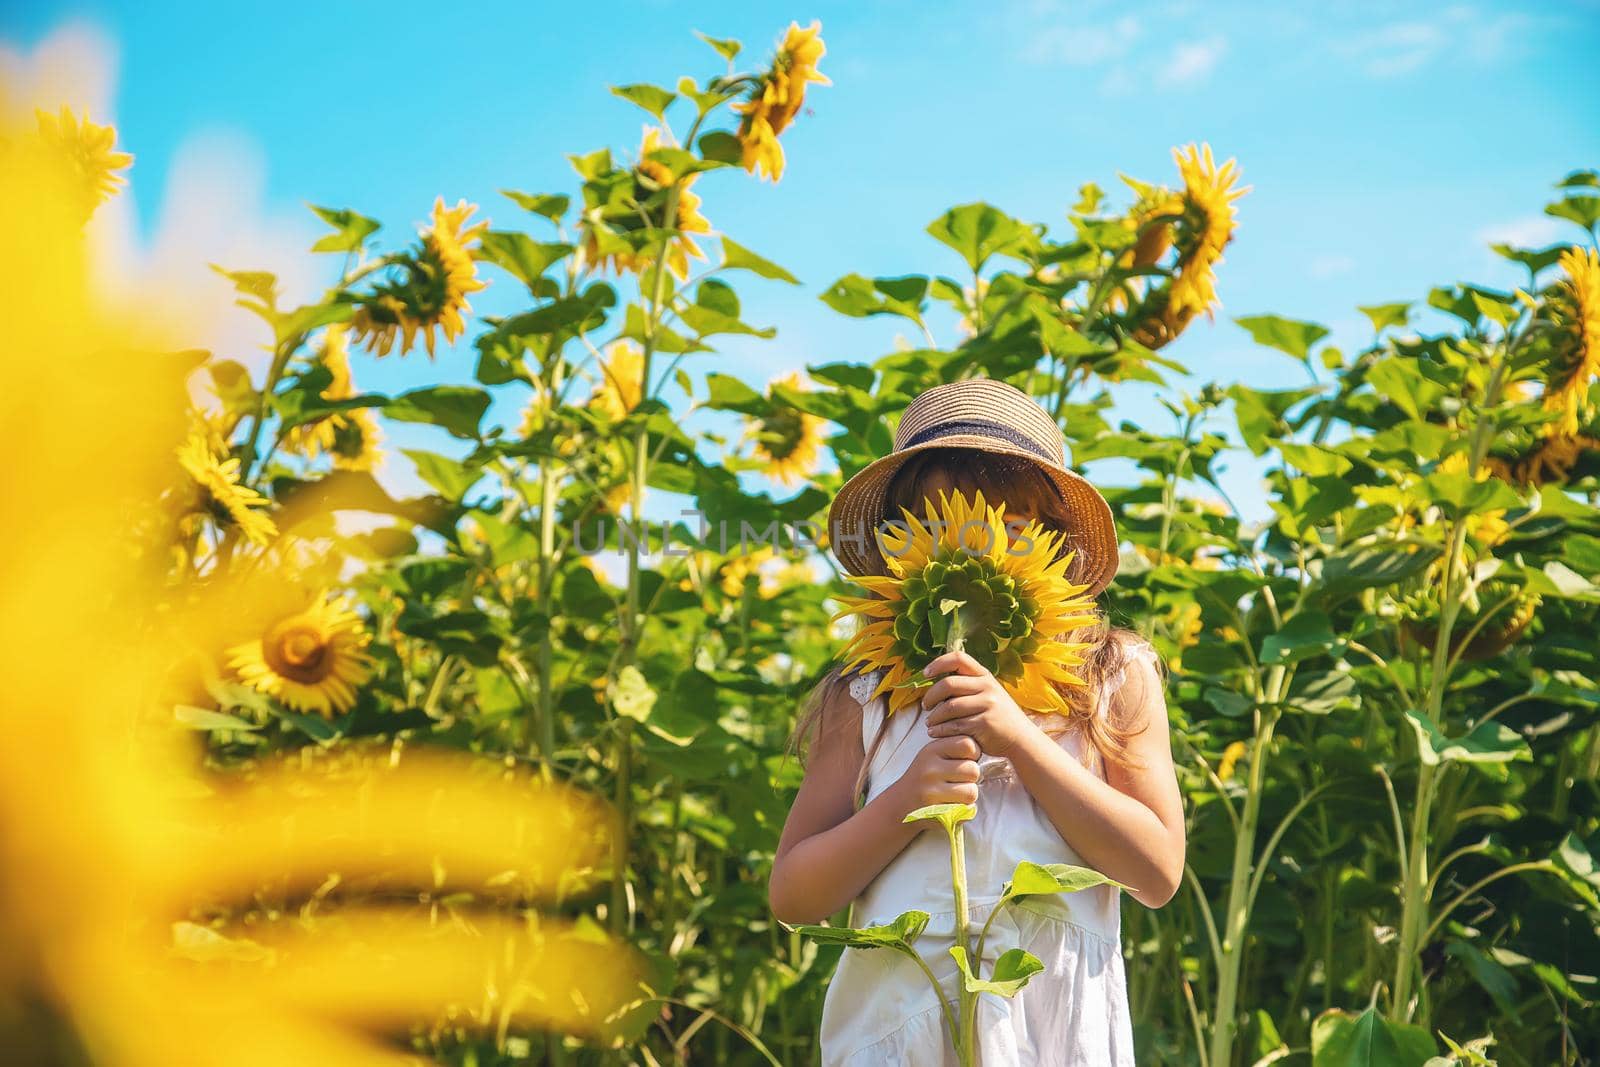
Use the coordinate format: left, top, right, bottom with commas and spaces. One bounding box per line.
921, 646, 1186, 910
769, 679, 984, 924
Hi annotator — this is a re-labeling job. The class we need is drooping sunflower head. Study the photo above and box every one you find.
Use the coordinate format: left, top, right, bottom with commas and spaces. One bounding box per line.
733, 20, 830, 182
1539, 246, 1600, 439
284, 325, 359, 461
1105, 175, 1183, 316
349, 197, 489, 359
580, 127, 712, 282
1130, 143, 1249, 350
1487, 432, 1600, 486
1399, 576, 1540, 663
327, 406, 385, 472
833, 484, 1099, 717
32, 107, 133, 221
748, 372, 826, 487
175, 427, 277, 547
227, 590, 375, 717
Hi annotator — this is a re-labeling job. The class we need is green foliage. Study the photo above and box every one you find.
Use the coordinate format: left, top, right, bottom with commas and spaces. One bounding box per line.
174, 28, 1600, 1066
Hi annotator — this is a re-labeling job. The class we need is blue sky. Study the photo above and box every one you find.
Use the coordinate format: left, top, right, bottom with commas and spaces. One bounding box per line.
5, 0, 1599, 528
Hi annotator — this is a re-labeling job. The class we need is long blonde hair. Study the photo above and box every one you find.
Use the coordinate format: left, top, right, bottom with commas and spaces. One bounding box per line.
789, 446, 1160, 803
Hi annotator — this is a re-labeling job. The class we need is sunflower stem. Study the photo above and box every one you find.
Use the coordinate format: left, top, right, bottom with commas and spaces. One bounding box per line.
1393, 319, 1520, 1024
951, 818, 977, 1067
942, 611, 978, 1066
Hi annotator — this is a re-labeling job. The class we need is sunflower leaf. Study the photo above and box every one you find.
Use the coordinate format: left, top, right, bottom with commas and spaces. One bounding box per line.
308, 205, 380, 255
1403, 711, 1532, 773
782, 909, 929, 951
386, 386, 492, 440
926, 203, 1029, 271
694, 31, 742, 63
610, 83, 677, 121
1357, 302, 1411, 333
904, 803, 976, 834
721, 237, 799, 284
1234, 314, 1329, 362
950, 945, 1044, 997
1000, 860, 1137, 904
1310, 1006, 1438, 1066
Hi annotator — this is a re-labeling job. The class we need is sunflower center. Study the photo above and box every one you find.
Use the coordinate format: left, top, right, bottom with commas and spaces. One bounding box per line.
265, 621, 333, 684
893, 550, 1040, 682
761, 408, 804, 459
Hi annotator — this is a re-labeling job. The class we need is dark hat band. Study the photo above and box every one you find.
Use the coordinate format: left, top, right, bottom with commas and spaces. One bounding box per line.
900, 418, 1061, 465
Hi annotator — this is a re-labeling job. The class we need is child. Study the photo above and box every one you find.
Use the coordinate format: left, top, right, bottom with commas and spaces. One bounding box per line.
770, 378, 1185, 1066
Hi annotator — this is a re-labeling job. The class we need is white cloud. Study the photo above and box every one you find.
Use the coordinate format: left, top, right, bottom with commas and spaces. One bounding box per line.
1017, 3, 1228, 96
1476, 215, 1568, 249
1336, 6, 1531, 78
4, 18, 324, 416
87, 128, 320, 378
1020, 15, 1142, 66
0, 19, 117, 122
1157, 35, 1228, 87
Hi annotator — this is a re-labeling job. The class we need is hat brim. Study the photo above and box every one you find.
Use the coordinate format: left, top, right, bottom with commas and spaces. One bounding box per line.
826, 435, 1121, 596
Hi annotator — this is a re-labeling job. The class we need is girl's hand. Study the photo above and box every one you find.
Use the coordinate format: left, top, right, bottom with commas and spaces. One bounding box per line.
890, 733, 981, 814
921, 650, 1038, 757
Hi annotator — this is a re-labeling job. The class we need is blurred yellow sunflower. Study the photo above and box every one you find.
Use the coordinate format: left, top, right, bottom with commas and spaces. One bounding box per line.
1169, 601, 1204, 672
1217, 740, 1247, 782
834, 488, 1099, 717
1132, 144, 1249, 349
734, 21, 830, 182
1541, 246, 1600, 438
176, 428, 277, 546
1439, 451, 1510, 547
718, 545, 812, 599
33, 107, 133, 220
747, 371, 825, 487
720, 545, 777, 598
578, 555, 611, 585
282, 325, 378, 467
590, 341, 647, 420
326, 405, 384, 471
639, 125, 712, 279
227, 590, 375, 717
349, 197, 489, 358
1369, 451, 1510, 547
602, 480, 635, 516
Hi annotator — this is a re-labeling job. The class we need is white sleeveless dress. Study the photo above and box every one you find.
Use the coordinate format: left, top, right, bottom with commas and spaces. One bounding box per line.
817, 647, 1153, 1066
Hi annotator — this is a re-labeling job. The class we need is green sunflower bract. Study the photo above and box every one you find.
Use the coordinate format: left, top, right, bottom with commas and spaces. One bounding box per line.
832, 487, 1100, 716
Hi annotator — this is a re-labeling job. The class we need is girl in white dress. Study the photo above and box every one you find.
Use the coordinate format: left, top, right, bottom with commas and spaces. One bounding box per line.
771, 379, 1186, 1066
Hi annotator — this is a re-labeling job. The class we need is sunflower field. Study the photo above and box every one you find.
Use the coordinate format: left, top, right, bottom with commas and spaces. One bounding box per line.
2, 19, 1599, 1067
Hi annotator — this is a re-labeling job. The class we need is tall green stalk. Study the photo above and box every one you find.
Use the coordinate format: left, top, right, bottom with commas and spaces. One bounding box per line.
1205, 668, 1286, 1067
609, 119, 700, 934
1391, 329, 1514, 1022
535, 458, 559, 768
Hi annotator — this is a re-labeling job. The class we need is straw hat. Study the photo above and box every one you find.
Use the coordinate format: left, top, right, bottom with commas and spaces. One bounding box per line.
827, 378, 1121, 596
